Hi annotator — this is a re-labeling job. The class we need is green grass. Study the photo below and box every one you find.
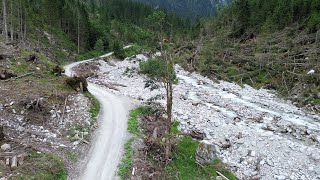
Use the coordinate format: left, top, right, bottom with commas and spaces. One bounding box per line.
68, 124, 91, 142
124, 44, 143, 57
166, 136, 236, 180
66, 151, 78, 162
84, 92, 100, 121
15, 152, 67, 180
78, 50, 105, 61
127, 107, 144, 136
117, 138, 134, 180
171, 121, 181, 135
311, 98, 320, 105
117, 106, 150, 179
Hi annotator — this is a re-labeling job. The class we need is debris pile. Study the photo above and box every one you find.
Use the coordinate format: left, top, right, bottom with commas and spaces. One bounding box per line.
85, 54, 320, 180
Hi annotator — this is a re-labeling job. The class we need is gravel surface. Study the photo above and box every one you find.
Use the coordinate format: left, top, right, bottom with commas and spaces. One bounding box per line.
88, 55, 320, 180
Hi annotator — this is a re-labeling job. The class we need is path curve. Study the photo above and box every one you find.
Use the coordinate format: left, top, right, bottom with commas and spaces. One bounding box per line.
64, 48, 132, 180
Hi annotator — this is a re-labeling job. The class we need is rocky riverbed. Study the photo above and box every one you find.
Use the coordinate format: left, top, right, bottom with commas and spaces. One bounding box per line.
88, 55, 320, 180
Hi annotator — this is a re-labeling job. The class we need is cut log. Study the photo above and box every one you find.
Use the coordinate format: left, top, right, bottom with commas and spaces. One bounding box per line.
5, 157, 9, 166
18, 154, 25, 165
11, 156, 17, 169
3, 72, 33, 82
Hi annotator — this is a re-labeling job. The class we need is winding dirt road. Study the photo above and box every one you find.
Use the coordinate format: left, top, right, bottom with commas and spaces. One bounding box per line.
64, 49, 133, 180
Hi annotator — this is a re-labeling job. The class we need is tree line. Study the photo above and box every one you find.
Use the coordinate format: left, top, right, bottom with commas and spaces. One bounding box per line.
0, 0, 195, 54
214, 0, 320, 37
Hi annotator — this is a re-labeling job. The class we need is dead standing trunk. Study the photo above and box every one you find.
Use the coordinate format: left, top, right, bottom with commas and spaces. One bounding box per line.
10, 0, 13, 41
3, 0, 8, 41
164, 79, 173, 163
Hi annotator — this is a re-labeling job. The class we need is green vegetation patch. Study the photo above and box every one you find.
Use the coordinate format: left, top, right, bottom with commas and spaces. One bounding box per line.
127, 107, 144, 136
117, 106, 153, 179
78, 50, 105, 61
167, 136, 236, 180
117, 138, 135, 180
84, 92, 100, 121
124, 45, 143, 58
171, 121, 181, 135
15, 151, 67, 180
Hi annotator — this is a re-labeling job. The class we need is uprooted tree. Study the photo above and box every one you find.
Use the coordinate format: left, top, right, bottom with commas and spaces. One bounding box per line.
140, 10, 176, 163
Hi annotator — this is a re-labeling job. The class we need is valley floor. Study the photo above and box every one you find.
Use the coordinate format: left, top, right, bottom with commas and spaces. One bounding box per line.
86, 54, 320, 180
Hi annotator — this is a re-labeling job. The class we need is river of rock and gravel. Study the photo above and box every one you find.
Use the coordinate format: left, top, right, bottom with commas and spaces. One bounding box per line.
88, 54, 320, 180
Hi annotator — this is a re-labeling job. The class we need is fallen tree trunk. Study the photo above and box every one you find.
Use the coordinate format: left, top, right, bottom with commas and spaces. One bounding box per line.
3, 73, 33, 82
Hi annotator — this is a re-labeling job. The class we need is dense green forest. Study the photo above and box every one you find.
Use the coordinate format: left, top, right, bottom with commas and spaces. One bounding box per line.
0, 0, 194, 57
133, 0, 232, 19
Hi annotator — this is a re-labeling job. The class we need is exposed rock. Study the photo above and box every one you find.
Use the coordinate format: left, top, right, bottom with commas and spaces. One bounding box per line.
1, 144, 11, 151
195, 140, 219, 165
85, 55, 320, 180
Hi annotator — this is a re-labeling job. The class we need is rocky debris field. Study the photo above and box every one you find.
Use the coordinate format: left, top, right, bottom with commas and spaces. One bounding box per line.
0, 93, 94, 178
87, 55, 320, 180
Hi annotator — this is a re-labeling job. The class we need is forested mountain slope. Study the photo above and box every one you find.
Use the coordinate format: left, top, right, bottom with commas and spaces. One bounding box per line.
177, 0, 320, 109
0, 0, 194, 178
133, 0, 232, 19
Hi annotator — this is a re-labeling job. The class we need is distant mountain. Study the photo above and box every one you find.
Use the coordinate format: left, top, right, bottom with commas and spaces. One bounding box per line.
133, 0, 232, 19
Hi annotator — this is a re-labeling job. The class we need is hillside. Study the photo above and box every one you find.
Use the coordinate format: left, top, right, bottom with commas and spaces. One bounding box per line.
133, 0, 232, 19
0, 0, 319, 179
0, 0, 192, 178
176, 0, 320, 111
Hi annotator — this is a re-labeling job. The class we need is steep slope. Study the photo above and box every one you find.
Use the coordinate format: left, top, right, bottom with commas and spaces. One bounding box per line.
133, 0, 232, 19
177, 0, 320, 110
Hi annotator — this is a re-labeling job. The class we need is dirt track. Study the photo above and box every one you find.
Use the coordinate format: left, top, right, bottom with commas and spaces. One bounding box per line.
64, 49, 133, 180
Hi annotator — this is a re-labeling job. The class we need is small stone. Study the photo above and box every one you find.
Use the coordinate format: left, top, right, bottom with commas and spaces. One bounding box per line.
236, 138, 245, 144
276, 175, 286, 180
308, 166, 314, 172
59, 144, 67, 148
311, 153, 320, 161
266, 158, 274, 166
73, 141, 80, 146
1, 144, 11, 151
289, 174, 295, 180
250, 150, 256, 157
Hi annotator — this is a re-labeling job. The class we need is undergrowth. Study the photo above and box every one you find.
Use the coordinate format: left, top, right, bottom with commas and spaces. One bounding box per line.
117, 106, 149, 179
117, 138, 135, 179
166, 136, 236, 180
84, 92, 100, 121
15, 151, 67, 180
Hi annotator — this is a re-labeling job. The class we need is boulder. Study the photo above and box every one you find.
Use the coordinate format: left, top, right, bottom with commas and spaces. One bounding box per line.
195, 140, 219, 164
1, 144, 10, 151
